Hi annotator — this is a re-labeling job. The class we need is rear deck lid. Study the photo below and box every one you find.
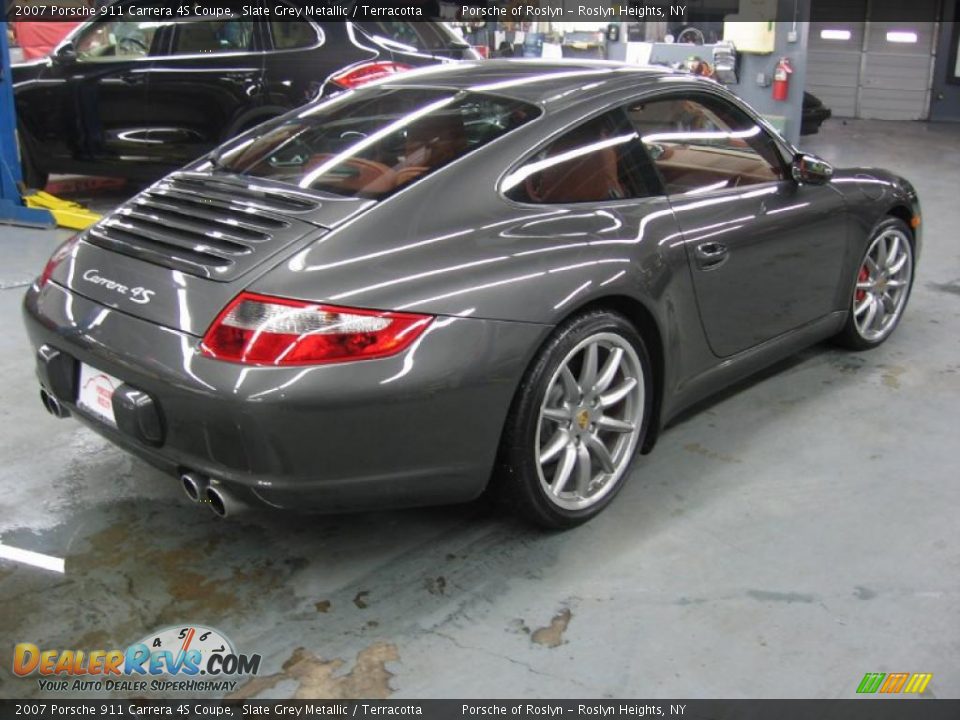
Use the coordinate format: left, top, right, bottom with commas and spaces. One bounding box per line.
86, 172, 370, 282
49, 172, 372, 336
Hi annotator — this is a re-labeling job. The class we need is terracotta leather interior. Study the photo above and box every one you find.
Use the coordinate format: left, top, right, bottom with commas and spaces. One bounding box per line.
394, 165, 430, 188
404, 113, 467, 169
630, 99, 781, 194
654, 145, 779, 192
304, 154, 397, 195
302, 113, 467, 194
528, 146, 625, 203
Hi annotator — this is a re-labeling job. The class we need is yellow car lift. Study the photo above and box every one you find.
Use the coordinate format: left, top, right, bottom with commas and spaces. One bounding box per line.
22, 190, 100, 230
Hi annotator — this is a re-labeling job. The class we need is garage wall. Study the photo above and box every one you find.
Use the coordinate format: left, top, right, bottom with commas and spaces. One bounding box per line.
721, 11, 810, 147
808, 0, 938, 120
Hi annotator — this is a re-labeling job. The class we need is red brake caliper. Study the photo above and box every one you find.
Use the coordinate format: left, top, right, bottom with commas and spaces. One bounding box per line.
855, 266, 869, 304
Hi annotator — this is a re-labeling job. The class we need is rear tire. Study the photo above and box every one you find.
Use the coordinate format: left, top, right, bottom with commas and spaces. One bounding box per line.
834, 217, 914, 350
493, 310, 652, 529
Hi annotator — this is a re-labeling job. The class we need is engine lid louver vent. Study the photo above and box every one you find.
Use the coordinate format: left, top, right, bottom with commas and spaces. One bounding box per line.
84, 173, 324, 282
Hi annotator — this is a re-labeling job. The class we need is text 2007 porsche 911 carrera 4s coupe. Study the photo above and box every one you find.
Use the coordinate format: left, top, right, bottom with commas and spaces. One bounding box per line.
23, 60, 921, 528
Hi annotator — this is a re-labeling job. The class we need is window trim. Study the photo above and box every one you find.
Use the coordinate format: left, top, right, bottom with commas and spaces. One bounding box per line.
70, 18, 165, 64
262, 18, 326, 54
65, 14, 326, 63
156, 20, 324, 59
498, 105, 667, 208
214, 86, 544, 202
625, 89, 792, 198
166, 18, 262, 57
497, 85, 795, 209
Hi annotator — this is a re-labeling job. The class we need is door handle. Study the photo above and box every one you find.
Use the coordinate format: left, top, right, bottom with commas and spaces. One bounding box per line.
695, 241, 729, 269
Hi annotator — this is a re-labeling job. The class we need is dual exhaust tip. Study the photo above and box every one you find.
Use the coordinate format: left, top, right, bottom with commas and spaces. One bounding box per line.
40, 388, 70, 419
38, 388, 244, 518
180, 472, 247, 519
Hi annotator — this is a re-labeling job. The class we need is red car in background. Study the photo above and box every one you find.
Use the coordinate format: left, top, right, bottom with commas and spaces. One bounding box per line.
10, 22, 82, 60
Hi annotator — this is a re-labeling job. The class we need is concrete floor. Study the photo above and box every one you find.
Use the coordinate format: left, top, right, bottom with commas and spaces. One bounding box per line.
0, 119, 958, 700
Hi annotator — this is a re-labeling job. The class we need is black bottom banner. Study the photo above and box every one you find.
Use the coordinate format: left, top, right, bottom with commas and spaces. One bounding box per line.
2, 700, 959, 720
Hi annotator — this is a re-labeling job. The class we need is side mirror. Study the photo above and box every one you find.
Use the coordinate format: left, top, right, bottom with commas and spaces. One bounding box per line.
792, 153, 833, 184
52, 42, 77, 64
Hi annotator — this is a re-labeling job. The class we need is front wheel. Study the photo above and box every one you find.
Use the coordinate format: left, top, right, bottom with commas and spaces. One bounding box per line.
834, 217, 915, 350
494, 310, 652, 528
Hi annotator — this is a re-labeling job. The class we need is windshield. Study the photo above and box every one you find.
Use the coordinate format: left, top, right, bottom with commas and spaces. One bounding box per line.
214, 88, 540, 200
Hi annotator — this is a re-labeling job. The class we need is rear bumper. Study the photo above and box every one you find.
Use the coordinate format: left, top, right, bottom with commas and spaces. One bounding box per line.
23, 282, 548, 512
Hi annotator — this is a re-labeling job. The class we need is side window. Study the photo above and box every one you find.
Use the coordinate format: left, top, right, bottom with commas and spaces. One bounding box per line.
627, 95, 786, 195
74, 21, 160, 61
503, 111, 653, 204
269, 21, 320, 50
171, 20, 255, 55
356, 22, 451, 52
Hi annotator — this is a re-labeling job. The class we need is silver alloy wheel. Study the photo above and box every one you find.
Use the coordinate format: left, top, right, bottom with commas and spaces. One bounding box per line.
535, 332, 645, 511
853, 228, 913, 342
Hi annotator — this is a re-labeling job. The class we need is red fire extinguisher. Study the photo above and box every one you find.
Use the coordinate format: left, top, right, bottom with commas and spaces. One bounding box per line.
772, 58, 793, 101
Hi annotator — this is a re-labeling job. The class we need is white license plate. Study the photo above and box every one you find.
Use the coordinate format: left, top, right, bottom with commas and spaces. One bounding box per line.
77, 363, 122, 426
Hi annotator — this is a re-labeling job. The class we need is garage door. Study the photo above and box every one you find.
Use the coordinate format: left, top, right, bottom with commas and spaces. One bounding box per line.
860, 0, 937, 120
808, 0, 937, 120
808, 0, 866, 118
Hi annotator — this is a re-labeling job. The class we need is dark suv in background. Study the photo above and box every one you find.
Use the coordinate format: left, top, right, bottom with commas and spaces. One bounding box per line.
13, 9, 476, 187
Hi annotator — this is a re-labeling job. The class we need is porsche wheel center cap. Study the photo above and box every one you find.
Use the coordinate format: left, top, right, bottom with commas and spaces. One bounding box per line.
576, 408, 591, 431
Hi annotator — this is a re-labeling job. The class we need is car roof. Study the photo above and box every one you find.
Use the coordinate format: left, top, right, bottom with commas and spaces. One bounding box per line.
379, 59, 693, 108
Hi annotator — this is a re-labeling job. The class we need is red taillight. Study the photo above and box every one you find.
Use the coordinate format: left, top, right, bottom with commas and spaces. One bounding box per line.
39, 235, 80, 289
330, 61, 413, 89
200, 293, 433, 366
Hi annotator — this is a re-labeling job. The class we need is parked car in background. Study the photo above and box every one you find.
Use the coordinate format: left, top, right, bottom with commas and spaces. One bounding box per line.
12, 10, 476, 188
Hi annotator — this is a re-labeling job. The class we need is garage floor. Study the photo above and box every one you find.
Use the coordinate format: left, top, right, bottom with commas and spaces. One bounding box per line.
1, 119, 958, 699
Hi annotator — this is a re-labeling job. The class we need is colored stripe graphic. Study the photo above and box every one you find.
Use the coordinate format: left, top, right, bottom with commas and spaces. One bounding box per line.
880, 673, 909, 693
857, 673, 886, 694
857, 672, 933, 694
903, 673, 933, 694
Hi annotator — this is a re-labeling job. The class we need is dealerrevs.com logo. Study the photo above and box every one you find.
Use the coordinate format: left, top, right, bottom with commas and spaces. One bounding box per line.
14, 625, 260, 693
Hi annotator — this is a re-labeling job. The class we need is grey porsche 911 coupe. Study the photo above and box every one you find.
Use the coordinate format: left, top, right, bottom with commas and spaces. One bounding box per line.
24, 60, 921, 528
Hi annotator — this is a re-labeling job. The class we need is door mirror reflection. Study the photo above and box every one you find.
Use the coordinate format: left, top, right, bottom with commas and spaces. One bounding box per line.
792, 153, 834, 184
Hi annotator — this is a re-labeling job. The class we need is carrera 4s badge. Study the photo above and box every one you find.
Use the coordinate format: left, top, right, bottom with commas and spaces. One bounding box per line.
82, 269, 155, 305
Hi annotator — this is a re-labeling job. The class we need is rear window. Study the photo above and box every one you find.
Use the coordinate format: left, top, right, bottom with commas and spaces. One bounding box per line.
214, 88, 539, 200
